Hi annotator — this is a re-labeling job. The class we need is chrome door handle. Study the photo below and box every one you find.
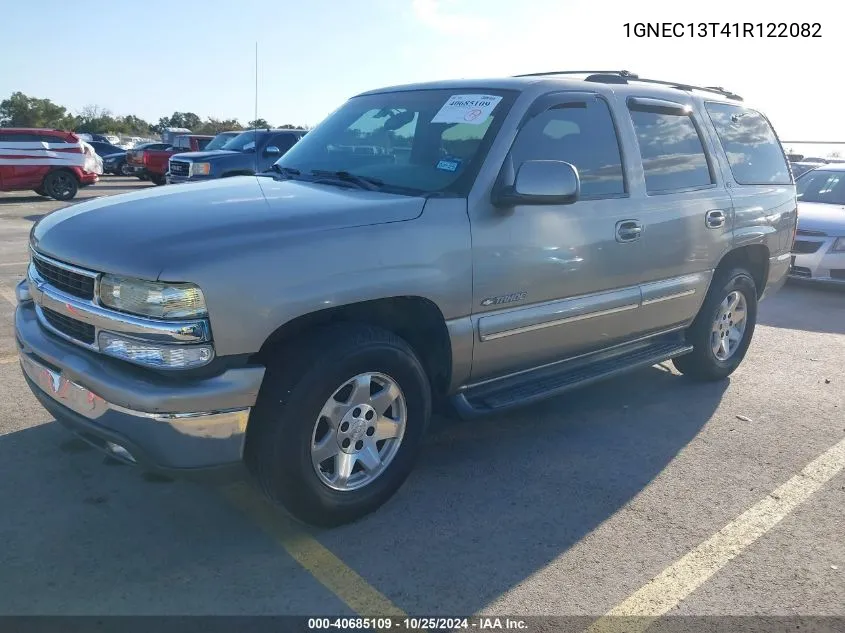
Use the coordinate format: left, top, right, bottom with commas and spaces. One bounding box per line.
616, 219, 643, 242
706, 210, 727, 229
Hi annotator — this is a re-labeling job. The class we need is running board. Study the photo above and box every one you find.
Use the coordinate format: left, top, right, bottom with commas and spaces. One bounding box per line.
451, 336, 693, 419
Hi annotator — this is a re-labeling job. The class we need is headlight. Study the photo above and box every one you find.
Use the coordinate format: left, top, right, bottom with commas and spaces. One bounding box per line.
190, 162, 211, 176
98, 331, 214, 369
98, 275, 207, 319
831, 237, 845, 252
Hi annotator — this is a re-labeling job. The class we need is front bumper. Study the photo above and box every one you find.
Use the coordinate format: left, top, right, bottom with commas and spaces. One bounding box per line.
15, 288, 265, 478
789, 236, 845, 285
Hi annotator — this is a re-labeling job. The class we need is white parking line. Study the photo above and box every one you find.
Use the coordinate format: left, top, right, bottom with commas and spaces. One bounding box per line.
585, 437, 845, 633
0, 355, 18, 365
0, 261, 28, 268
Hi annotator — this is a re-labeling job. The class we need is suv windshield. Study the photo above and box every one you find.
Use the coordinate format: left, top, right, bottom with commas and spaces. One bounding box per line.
205, 133, 238, 151
221, 131, 263, 152
797, 169, 845, 205
274, 88, 515, 195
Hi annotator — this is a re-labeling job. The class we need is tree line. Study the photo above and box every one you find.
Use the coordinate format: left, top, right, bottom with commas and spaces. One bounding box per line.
0, 92, 305, 137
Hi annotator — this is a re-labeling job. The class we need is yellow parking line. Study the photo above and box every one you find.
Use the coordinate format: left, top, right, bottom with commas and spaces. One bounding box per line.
221, 481, 407, 618
584, 436, 845, 633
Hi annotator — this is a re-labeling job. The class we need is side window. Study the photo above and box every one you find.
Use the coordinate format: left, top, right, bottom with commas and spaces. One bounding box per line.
269, 133, 297, 153
510, 97, 625, 197
705, 102, 791, 185
2, 133, 40, 143
629, 104, 713, 193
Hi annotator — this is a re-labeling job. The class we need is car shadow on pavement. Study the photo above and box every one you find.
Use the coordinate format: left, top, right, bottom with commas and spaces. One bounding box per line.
758, 281, 845, 335
90, 184, 152, 191
315, 363, 728, 615
0, 363, 726, 615
0, 195, 50, 204
0, 416, 351, 615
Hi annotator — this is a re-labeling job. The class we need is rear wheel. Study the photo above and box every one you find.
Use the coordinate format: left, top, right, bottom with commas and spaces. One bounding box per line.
672, 268, 758, 381
119, 162, 133, 176
151, 174, 166, 186
43, 170, 78, 201
33, 187, 46, 196
245, 324, 431, 527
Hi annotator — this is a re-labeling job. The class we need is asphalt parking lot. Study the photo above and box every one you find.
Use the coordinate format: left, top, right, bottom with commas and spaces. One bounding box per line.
0, 177, 842, 626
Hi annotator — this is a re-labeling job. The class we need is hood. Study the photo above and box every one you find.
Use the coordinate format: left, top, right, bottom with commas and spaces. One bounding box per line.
31, 176, 425, 280
797, 201, 845, 236
169, 150, 241, 162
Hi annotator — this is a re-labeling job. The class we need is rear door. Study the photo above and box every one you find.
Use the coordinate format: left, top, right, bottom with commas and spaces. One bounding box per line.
617, 96, 734, 334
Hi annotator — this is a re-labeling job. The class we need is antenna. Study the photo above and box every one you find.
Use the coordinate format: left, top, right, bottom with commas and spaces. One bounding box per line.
254, 41, 258, 175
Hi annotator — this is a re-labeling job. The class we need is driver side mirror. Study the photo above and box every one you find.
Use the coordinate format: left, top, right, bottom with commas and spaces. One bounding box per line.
264, 145, 281, 156
492, 160, 580, 207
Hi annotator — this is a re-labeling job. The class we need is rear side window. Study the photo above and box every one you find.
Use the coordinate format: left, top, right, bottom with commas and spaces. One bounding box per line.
705, 102, 791, 185
510, 96, 625, 197
629, 104, 713, 192
41, 135, 68, 145
0, 132, 40, 143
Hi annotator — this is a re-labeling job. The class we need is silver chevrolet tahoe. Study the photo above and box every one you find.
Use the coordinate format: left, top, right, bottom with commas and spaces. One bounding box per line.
15, 71, 797, 526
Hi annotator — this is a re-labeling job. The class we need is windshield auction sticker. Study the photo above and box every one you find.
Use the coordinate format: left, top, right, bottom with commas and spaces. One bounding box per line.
431, 94, 503, 125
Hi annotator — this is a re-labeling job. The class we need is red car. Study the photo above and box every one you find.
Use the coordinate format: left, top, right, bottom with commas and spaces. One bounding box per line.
126, 135, 212, 185
0, 128, 100, 200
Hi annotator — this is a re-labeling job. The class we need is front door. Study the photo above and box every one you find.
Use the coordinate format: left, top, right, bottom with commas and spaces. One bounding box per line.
468, 92, 650, 382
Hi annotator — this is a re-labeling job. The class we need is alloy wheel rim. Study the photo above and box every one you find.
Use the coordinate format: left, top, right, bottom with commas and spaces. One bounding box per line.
310, 372, 407, 492
711, 290, 748, 361
52, 174, 73, 198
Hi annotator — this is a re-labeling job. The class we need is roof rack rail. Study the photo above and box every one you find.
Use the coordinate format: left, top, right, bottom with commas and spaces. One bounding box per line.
513, 70, 638, 78
512, 70, 743, 101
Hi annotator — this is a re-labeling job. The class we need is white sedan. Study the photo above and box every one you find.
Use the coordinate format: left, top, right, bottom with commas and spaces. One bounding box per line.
790, 164, 845, 285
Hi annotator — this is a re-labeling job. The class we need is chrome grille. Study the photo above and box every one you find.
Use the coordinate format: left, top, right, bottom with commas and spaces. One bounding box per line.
40, 306, 96, 345
169, 160, 190, 177
32, 253, 96, 299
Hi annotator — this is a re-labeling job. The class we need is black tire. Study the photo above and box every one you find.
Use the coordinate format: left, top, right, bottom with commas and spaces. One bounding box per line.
151, 174, 166, 186
672, 267, 758, 381
33, 187, 46, 196
119, 162, 133, 176
42, 170, 78, 201
245, 324, 432, 527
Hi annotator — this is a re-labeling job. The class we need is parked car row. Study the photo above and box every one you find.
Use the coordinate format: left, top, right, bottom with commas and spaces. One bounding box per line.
789, 163, 845, 285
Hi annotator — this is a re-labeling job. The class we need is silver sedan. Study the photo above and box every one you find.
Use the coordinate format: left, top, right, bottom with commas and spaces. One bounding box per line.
790, 165, 845, 285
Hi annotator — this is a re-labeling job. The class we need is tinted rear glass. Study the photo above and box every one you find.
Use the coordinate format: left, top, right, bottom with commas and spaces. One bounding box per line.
705, 102, 791, 185
629, 107, 713, 192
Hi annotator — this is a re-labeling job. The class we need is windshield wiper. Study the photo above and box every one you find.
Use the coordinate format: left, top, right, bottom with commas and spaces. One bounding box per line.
259, 164, 302, 180
310, 170, 384, 191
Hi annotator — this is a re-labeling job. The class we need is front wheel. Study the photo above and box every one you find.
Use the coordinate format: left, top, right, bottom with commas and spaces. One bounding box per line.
151, 174, 166, 186
119, 162, 133, 176
672, 268, 758, 381
245, 324, 431, 527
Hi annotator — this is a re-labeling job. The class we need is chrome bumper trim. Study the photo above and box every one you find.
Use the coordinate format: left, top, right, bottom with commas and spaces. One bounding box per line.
20, 350, 249, 432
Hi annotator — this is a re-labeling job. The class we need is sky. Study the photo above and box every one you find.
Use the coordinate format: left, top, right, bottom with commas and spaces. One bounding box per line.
0, 0, 841, 155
